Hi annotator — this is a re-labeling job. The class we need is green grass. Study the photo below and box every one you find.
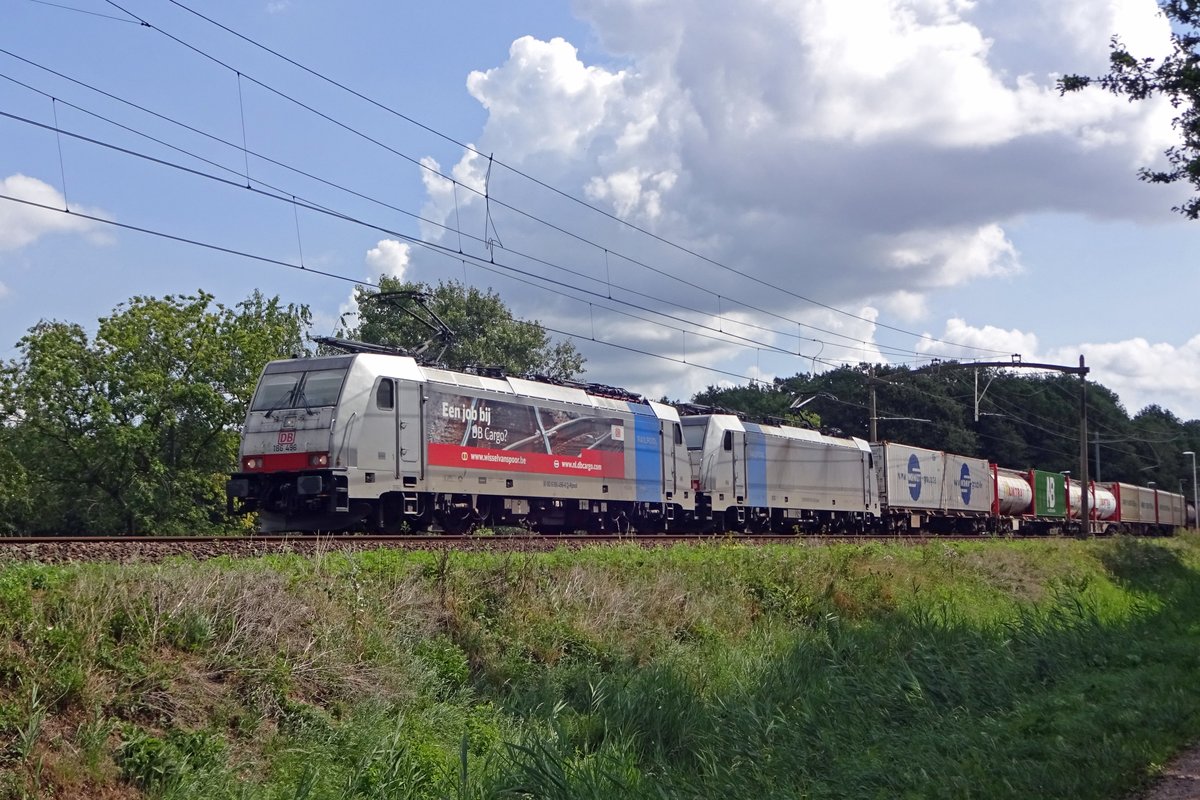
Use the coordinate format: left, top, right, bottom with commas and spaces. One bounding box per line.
0, 535, 1198, 798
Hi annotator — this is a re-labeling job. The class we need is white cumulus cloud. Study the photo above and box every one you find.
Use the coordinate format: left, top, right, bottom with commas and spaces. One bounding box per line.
0, 174, 107, 251
365, 239, 412, 281
878, 291, 928, 323
418, 0, 1176, 297
887, 224, 1022, 287
399, 0, 1190, 410
916, 317, 1040, 360
914, 319, 1200, 418
1044, 336, 1200, 418
466, 37, 627, 156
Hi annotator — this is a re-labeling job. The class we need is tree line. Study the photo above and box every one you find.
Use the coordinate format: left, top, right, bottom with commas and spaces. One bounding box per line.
692, 364, 1200, 497
2, 280, 1196, 535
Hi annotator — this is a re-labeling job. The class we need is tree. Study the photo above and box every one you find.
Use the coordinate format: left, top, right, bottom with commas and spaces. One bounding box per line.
0, 291, 309, 534
344, 277, 585, 380
691, 378, 822, 428
1131, 404, 1187, 487
1059, 2, 1200, 217
0, 425, 30, 535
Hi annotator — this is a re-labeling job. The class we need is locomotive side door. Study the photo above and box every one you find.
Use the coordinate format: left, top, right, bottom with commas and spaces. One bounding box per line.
662, 421, 679, 497
725, 429, 744, 502
360, 378, 422, 480
360, 378, 399, 477
397, 380, 422, 478
863, 451, 875, 510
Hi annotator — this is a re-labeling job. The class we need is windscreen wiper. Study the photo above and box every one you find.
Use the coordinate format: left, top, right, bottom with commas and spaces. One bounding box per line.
296, 387, 316, 416
264, 387, 297, 419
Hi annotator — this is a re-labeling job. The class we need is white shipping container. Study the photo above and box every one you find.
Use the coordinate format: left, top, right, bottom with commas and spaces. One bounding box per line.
941, 452, 994, 514
1112, 483, 1154, 523
1156, 491, 1186, 527
873, 443, 945, 512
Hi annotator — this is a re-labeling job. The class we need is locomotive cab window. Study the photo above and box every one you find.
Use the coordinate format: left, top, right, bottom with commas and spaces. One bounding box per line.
723, 431, 732, 451
681, 420, 706, 450
251, 372, 301, 412
376, 379, 394, 410
301, 369, 347, 407
250, 367, 348, 412
674, 423, 683, 445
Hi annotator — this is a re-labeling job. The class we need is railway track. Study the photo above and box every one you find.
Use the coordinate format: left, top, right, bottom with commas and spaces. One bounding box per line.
0, 530, 1058, 564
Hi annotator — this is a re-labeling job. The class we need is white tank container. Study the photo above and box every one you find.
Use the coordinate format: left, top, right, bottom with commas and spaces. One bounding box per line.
995, 471, 1033, 515
1068, 483, 1117, 520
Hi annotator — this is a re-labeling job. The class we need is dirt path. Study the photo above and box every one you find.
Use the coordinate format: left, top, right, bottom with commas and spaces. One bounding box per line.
1138, 746, 1200, 799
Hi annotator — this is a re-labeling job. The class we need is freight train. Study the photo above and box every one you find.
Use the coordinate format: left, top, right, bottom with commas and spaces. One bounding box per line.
226, 350, 1188, 536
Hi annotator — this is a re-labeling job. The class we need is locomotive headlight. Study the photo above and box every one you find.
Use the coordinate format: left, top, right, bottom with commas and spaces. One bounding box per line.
309, 452, 329, 467
244, 456, 263, 470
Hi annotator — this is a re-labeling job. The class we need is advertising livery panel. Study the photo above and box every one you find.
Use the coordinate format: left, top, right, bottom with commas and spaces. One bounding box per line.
425, 389, 627, 479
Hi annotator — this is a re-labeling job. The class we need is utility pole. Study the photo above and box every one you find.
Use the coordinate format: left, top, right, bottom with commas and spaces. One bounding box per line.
869, 365, 878, 443
973, 367, 998, 422
1079, 355, 1089, 534
1184, 450, 1197, 531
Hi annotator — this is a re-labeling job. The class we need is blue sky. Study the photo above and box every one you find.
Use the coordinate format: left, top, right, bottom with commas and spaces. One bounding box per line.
3, 0, 1200, 421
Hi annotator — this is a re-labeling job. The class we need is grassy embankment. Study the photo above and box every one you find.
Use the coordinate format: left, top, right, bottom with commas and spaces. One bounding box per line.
1, 535, 1199, 798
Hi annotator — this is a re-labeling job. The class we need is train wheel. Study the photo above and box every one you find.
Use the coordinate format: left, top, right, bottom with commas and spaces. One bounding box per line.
474, 497, 498, 532
435, 494, 476, 535
723, 508, 748, 534
634, 515, 665, 535
378, 494, 430, 534
435, 510, 473, 535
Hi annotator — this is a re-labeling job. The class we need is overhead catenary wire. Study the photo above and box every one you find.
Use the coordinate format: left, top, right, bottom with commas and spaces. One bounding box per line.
816, 365, 1153, 469
0, 123, 722, 372
0, 104, 935, 369
0, 49, 936, 361
0, 191, 791, 387
969, 382, 1164, 469
21, 0, 138, 24
893, 364, 1144, 457
93, 0, 1014, 358
849, 365, 1172, 475
47, 95, 1113, 425
7, 76, 924, 385
904, 367, 1153, 462
957, 367, 1180, 448
0, 109, 845, 364
0, 175, 1153, 467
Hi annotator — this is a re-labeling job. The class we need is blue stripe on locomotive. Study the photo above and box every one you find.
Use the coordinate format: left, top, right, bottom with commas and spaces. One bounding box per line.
628, 403, 662, 502
743, 423, 769, 507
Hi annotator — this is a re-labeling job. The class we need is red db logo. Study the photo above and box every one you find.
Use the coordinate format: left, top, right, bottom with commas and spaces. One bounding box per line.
277, 430, 296, 445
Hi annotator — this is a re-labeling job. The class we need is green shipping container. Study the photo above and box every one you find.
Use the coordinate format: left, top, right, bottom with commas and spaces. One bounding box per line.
1032, 470, 1066, 517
